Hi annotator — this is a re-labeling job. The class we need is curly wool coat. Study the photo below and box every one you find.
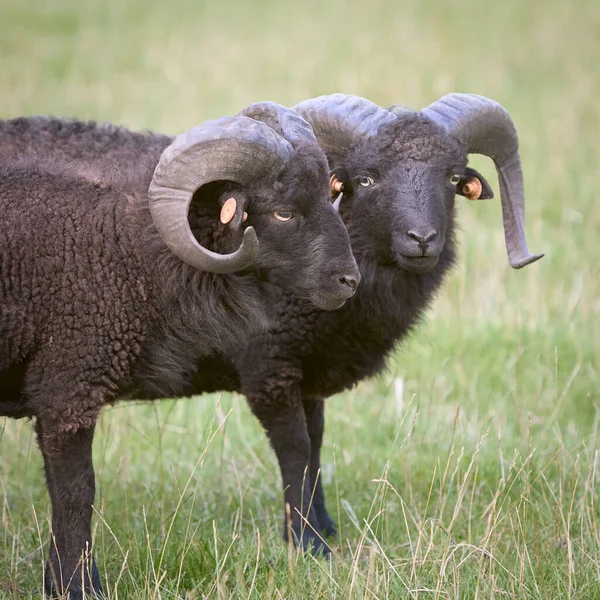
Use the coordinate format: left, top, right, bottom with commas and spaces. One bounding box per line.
0, 152, 262, 428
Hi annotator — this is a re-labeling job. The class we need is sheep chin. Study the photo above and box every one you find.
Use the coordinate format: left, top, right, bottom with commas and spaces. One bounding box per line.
393, 254, 440, 273
307, 294, 348, 311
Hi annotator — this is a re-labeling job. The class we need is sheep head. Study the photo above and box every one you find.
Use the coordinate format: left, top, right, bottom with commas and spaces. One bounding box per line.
152, 102, 359, 309
418, 93, 544, 268
233, 102, 360, 309
294, 93, 543, 272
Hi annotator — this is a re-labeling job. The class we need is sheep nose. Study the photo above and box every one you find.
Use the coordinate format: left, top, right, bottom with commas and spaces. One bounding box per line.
408, 229, 437, 248
339, 274, 359, 292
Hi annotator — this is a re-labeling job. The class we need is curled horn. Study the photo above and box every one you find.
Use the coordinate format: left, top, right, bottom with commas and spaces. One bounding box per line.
238, 101, 318, 147
293, 94, 397, 161
421, 93, 543, 269
149, 116, 293, 274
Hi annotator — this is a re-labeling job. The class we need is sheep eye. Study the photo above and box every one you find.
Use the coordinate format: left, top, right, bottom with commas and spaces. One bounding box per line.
274, 211, 293, 222
359, 176, 374, 187
450, 174, 461, 185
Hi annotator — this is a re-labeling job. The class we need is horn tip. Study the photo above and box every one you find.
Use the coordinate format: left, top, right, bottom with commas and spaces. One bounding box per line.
242, 225, 259, 249
510, 252, 544, 269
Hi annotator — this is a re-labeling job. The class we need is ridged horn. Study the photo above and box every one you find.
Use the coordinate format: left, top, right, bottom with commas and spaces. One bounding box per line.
387, 104, 412, 118
148, 116, 293, 274
293, 94, 397, 160
421, 93, 543, 269
238, 101, 318, 147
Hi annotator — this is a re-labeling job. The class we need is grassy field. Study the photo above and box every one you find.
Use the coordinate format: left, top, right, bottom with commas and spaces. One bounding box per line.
1, 0, 599, 597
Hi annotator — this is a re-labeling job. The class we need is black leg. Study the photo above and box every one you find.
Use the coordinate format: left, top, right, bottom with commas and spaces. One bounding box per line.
302, 396, 337, 537
247, 383, 330, 556
36, 418, 102, 599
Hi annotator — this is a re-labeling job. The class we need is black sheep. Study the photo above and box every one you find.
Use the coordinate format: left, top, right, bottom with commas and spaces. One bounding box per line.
186, 93, 543, 554
0, 103, 359, 598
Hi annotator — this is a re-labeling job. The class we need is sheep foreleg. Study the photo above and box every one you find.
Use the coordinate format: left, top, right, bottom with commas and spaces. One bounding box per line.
35, 418, 102, 600
302, 395, 337, 538
247, 384, 331, 557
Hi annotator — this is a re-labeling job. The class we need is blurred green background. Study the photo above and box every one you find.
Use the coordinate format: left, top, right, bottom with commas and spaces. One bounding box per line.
1, 0, 599, 598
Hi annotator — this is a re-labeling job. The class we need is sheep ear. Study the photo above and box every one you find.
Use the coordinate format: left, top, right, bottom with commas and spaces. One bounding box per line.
456, 167, 494, 200
220, 192, 250, 230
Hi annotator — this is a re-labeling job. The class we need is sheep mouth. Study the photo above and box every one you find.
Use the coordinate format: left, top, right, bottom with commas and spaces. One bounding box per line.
302, 271, 359, 311
308, 292, 350, 311
394, 253, 440, 273
313, 297, 348, 310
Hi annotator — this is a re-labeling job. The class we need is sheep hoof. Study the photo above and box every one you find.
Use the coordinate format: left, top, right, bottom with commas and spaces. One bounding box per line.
302, 532, 331, 558
288, 530, 330, 557
313, 504, 337, 538
318, 516, 338, 539
44, 561, 103, 599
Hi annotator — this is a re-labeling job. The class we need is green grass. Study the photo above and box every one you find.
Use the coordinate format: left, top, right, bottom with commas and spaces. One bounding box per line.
1, 0, 599, 597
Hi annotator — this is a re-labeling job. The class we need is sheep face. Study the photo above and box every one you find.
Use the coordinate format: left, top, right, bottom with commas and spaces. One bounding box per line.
246, 141, 360, 310
333, 116, 490, 273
